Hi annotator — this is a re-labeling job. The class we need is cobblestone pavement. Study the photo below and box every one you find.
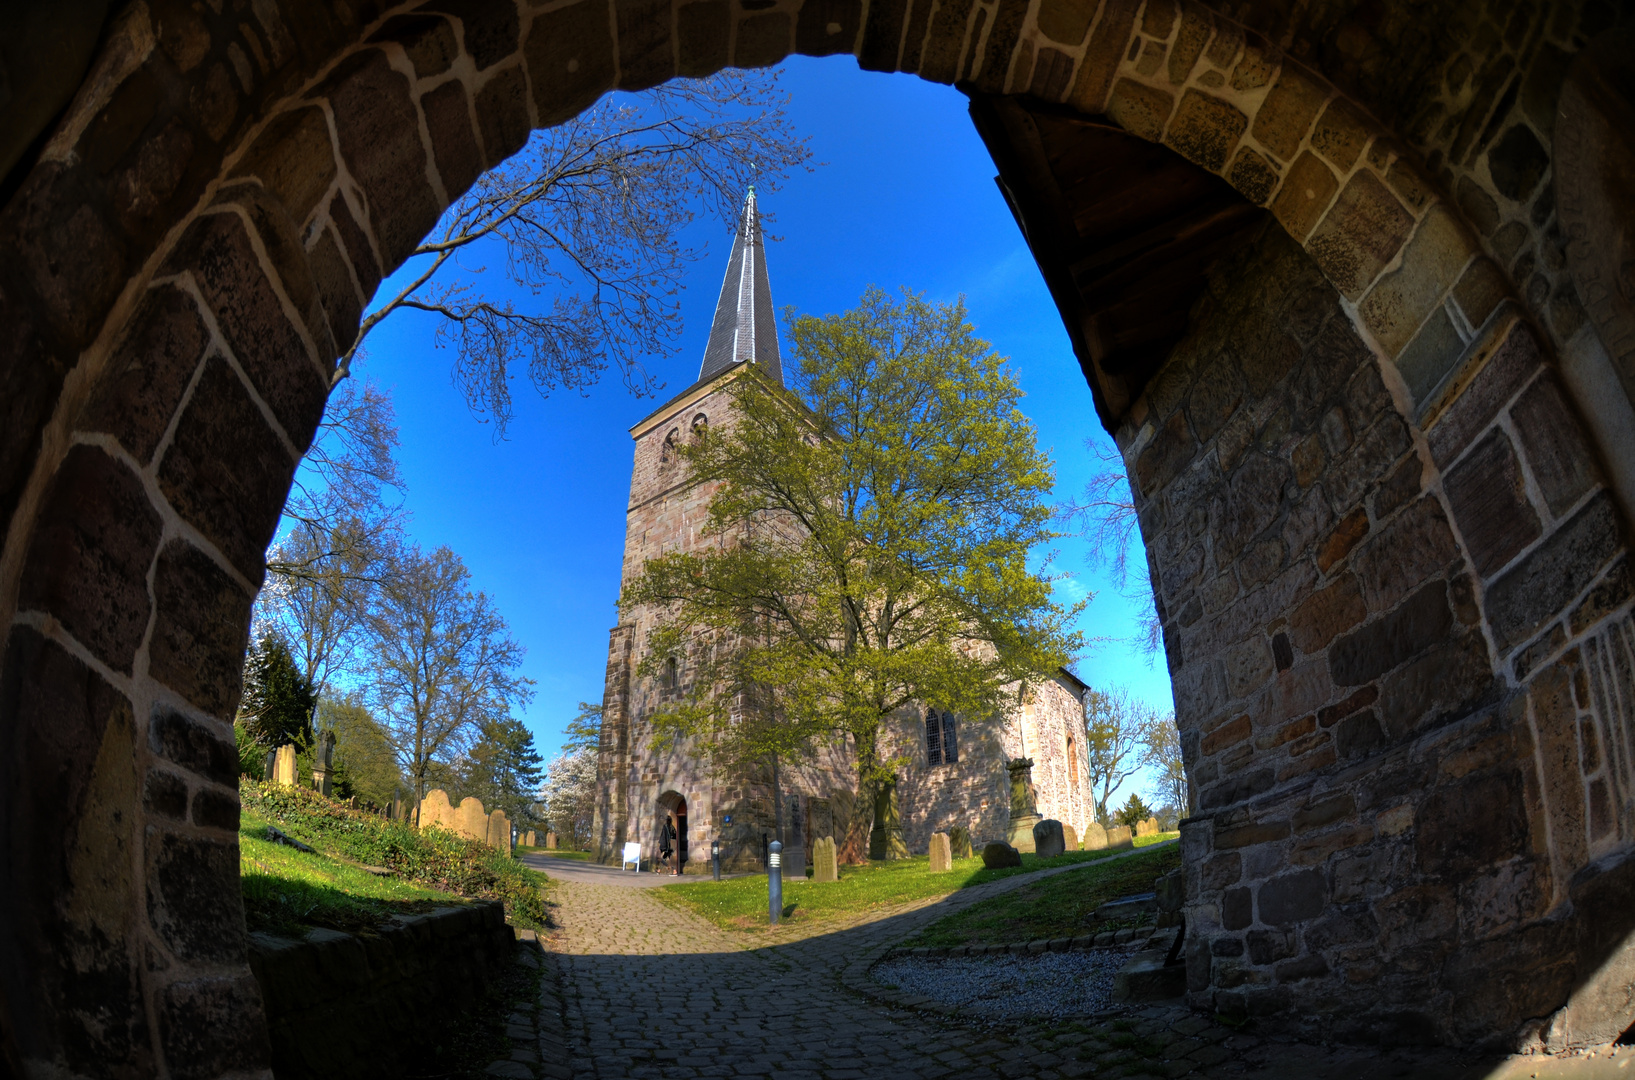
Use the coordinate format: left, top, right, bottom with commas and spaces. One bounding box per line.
502, 861, 1633, 1080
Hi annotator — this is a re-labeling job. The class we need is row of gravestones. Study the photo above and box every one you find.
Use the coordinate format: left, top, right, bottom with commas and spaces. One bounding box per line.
805, 813, 1167, 879
514, 830, 560, 849
416, 789, 513, 853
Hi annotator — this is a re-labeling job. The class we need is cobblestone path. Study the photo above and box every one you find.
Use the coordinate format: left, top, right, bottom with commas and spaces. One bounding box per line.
522, 869, 1627, 1080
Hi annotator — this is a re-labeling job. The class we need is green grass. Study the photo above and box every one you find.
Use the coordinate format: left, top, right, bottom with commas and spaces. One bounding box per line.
651, 837, 1178, 932
517, 847, 594, 861
241, 810, 461, 936
901, 842, 1182, 948
240, 781, 550, 932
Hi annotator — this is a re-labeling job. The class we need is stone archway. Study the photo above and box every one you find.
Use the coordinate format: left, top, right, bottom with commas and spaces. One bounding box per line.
1, 0, 1633, 1074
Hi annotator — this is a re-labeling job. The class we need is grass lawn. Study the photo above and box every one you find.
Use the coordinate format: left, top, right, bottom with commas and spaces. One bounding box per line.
900, 841, 1183, 948
517, 847, 595, 861
652, 834, 1179, 933
240, 809, 462, 936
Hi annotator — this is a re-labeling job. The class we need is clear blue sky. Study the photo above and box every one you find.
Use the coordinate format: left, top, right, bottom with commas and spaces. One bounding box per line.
349, 56, 1175, 798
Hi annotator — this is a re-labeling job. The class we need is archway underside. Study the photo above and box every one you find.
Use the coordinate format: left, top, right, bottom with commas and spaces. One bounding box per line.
0, 0, 1632, 1074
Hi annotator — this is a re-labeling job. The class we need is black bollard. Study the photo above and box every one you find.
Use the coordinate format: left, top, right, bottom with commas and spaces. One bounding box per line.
711, 839, 721, 881
768, 840, 783, 925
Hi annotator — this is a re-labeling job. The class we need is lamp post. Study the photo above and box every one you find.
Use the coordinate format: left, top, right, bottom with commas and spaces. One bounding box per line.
711, 838, 721, 881
768, 840, 783, 925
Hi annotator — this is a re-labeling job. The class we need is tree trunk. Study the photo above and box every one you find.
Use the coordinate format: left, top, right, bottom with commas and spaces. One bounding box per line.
838, 729, 878, 864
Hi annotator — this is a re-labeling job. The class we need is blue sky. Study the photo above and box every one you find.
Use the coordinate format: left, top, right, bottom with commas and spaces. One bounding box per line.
348, 56, 1175, 796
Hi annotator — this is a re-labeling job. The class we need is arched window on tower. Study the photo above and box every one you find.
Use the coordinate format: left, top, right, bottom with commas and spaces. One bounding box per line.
664, 656, 679, 691
691, 412, 709, 437
1067, 734, 1080, 786
925, 710, 943, 766
661, 428, 679, 466
941, 711, 958, 764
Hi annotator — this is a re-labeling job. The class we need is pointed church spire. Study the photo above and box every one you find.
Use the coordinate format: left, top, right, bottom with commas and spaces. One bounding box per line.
699, 187, 783, 386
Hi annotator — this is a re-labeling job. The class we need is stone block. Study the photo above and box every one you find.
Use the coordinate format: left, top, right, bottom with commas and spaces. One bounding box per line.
1328, 579, 1452, 688
82, 284, 211, 465
1287, 573, 1366, 655
1307, 170, 1416, 298
1510, 376, 1600, 519
429, 0, 520, 70
1359, 204, 1475, 358
735, 11, 791, 68
1067, 0, 1138, 112
1451, 257, 1509, 331
1270, 151, 1339, 243
1416, 769, 1531, 878
980, 841, 1022, 868
525, 0, 615, 125
159, 975, 271, 1078
1257, 868, 1326, 926
1349, 495, 1460, 614
678, 0, 730, 75
1107, 78, 1175, 142
1201, 714, 1250, 757
1487, 492, 1622, 651
1164, 89, 1247, 172
1530, 663, 1588, 874
1034, 0, 1095, 47
1425, 316, 1540, 468
1033, 819, 1066, 857
1167, 2, 1210, 83
1113, 950, 1187, 1000
1253, 63, 1327, 162
369, 14, 459, 77
148, 542, 256, 719
928, 831, 952, 871
1227, 146, 1280, 205
1444, 429, 1542, 578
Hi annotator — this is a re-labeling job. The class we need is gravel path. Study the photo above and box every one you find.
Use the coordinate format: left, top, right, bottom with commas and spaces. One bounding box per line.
871, 947, 1140, 1020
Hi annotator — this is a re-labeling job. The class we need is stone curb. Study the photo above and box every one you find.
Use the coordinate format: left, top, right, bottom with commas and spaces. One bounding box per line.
482, 929, 574, 1080
835, 841, 1179, 1020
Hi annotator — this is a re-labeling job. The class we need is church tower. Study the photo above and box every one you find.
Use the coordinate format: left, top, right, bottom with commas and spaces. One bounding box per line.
592, 191, 851, 873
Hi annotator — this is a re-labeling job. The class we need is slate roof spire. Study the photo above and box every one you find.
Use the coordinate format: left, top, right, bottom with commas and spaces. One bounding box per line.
699, 187, 783, 386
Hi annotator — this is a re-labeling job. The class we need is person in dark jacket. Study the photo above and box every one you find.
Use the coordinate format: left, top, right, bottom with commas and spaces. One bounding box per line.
659, 814, 677, 873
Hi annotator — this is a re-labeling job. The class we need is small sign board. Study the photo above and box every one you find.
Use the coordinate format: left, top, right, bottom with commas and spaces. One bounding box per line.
621, 841, 641, 871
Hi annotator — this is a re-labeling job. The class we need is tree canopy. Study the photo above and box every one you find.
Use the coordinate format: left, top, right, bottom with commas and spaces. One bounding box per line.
624, 287, 1082, 858
238, 634, 317, 749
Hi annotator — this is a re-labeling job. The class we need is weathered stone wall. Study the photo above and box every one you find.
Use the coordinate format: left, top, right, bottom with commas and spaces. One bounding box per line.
249, 900, 517, 1079
1129, 221, 1633, 1047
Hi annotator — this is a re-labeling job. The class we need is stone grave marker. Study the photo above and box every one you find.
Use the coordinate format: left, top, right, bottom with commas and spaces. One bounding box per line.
418, 788, 454, 830
546, 832, 558, 850
1136, 817, 1159, 837
486, 810, 511, 851
1082, 821, 1109, 850
1063, 824, 1079, 850
928, 832, 953, 872
1033, 819, 1066, 858
1106, 824, 1134, 848
981, 841, 1022, 868
948, 824, 973, 859
272, 744, 298, 787
812, 836, 839, 882
458, 797, 488, 842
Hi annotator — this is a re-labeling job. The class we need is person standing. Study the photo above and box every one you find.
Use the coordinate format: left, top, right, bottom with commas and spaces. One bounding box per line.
660, 814, 677, 874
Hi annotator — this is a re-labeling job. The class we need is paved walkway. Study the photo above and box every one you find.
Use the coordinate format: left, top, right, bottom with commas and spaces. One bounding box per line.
518, 852, 751, 888
492, 858, 1632, 1080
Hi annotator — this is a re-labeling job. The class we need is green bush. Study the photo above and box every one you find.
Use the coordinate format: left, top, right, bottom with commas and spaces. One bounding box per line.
240, 781, 548, 929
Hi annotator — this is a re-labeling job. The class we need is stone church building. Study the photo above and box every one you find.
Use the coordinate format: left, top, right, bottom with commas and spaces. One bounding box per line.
590, 192, 1099, 872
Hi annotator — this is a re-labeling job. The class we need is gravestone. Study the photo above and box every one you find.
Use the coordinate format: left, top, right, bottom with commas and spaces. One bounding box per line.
523, 830, 536, 847
812, 836, 839, 882
458, 797, 488, 842
1063, 824, 1080, 850
546, 832, 558, 850
1033, 819, 1066, 858
928, 832, 953, 872
981, 841, 1022, 869
311, 730, 336, 797
486, 810, 511, 852
1082, 821, 1109, 850
948, 825, 974, 859
418, 788, 454, 830
1106, 825, 1134, 848
272, 744, 298, 787
1005, 759, 1041, 852
1136, 817, 1159, 837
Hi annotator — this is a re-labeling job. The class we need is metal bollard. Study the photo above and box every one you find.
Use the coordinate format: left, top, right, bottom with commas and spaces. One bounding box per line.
711, 839, 721, 881
768, 840, 783, 925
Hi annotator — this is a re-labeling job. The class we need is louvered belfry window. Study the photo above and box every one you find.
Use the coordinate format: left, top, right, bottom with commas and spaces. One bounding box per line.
926, 711, 943, 766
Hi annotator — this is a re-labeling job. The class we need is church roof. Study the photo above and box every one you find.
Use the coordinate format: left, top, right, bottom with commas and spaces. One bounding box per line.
698, 187, 783, 386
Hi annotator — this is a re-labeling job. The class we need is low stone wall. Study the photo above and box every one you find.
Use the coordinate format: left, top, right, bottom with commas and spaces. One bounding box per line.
248, 901, 517, 1079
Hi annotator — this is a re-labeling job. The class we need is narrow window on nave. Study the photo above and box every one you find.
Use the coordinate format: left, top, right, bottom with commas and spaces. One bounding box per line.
1067, 735, 1079, 785
925, 710, 943, 766
941, 712, 958, 763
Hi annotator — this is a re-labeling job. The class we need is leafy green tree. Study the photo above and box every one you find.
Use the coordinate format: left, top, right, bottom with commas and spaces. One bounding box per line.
1143, 710, 1187, 819
563, 701, 603, 754
238, 634, 317, 750
319, 696, 403, 807
624, 287, 1082, 861
1085, 686, 1152, 825
1115, 793, 1154, 829
461, 715, 546, 825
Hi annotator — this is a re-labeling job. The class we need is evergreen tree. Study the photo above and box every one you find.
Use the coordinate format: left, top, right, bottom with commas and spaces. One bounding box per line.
238, 634, 316, 749
1115, 793, 1154, 829
625, 287, 1083, 861
462, 716, 546, 825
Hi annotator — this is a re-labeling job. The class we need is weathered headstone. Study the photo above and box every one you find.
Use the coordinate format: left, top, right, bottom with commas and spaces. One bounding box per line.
523, 830, 536, 847
1005, 758, 1041, 852
486, 810, 511, 852
418, 788, 454, 830
928, 831, 953, 872
981, 841, 1022, 869
948, 824, 974, 859
272, 744, 298, 787
812, 836, 839, 882
1136, 817, 1159, 837
1033, 818, 1066, 858
1063, 824, 1080, 850
1082, 821, 1109, 850
458, 797, 488, 842
1106, 824, 1134, 848
311, 729, 336, 797
546, 831, 558, 850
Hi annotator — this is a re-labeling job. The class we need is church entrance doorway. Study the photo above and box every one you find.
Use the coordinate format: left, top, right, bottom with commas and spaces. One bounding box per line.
657, 791, 688, 874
